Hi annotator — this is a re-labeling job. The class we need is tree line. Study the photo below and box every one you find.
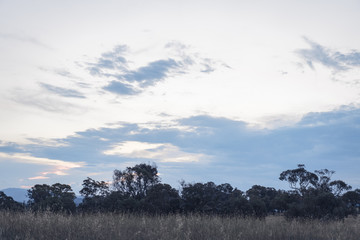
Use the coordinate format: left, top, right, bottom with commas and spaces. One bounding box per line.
1, 164, 359, 220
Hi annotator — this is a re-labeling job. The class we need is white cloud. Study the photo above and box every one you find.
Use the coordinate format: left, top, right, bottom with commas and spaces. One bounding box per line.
103, 141, 207, 163
0, 152, 85, 169
0, 152, 86, 184
28, 176, 49, 180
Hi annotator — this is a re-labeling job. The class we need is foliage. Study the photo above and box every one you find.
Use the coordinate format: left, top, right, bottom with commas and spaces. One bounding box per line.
143, 183, 181, 214
181, 181, 252, 215
246, 185, 278, 216
0, 191, 23, 211
3, 163, 359, 220
279, 164, 318, 193
80, 177, 110, 198
27, 183, 76, 213
112, 163, 160, 199
279, 164, 357, 219
79, 177, 110, 212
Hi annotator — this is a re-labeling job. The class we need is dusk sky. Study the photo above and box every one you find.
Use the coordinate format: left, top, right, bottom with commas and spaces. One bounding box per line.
1, 0, 360, 193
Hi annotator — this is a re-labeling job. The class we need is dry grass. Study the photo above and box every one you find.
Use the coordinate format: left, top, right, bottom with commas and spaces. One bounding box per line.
0, 211, 359, 240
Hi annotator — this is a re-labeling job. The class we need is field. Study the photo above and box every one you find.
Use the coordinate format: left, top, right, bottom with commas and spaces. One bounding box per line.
0, 211, 359, 240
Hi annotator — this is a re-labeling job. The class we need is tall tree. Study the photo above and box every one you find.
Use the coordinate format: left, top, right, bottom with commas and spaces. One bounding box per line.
279, 165, 354, 220
113, 163, 160, 199
79, 177, 110, 212
279, 164, 318, 194
80, 177, 109, 198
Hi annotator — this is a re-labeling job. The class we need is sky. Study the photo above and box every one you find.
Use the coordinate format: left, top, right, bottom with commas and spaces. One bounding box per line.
1, 0, 360, 193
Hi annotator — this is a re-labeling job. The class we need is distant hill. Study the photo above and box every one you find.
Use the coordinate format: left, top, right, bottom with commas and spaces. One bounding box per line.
1, 188, 83, 205
1, 188, 29, 203
74, 196, 84, 206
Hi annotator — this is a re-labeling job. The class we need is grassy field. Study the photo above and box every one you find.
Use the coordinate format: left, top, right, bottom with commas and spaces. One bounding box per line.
0, 211, 359, 240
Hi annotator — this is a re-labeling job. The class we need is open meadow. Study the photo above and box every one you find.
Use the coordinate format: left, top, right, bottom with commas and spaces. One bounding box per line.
0, 211, 359, 240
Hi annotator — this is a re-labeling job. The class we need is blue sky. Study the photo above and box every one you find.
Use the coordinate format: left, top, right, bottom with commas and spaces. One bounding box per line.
1, 0, 360, 193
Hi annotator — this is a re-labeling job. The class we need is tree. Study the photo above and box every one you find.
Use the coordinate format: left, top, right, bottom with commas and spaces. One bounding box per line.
225, 189, 252, 216
144, 183, 181, 214
80, 177, 109, 198
28, 183, 76, 213
181, 181, 220, 213
329, 180, 352, 196
113, 163, 160, 199
314, 169, 334, 191
279, 164, 318, 194
270, 190, 300, 214
300, 188, 348, 220
0, 191, 23, 211
27, 184, 52, 211
342, 189, 360, 216
279, 165, 354, 220
180, 181, 250, 215
79, 177, 110, 212
246, 185, 278, 214
104, 191, 140, 212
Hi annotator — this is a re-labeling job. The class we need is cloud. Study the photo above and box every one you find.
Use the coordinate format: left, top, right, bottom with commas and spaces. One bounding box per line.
296, 37, 360, 71
103, 58, 181, 95
11, 88, 86, 114
28, 169, 70, 180
87, 44, 129, 76
200, 58, 216, 73
0, 141, 22, 153
103, 81, 140, 95
0, 33, 52, 49
25, 138, 68, 147
5, 106, 360, 190
87, 45, 183, 95
0, 152, 84, 169
117, 59, 179, 87
40, 83, 85, 99
38, 67, 82, 80
28, 176, 49, 180
85, 42, 221, 96
0, 152, 85, 185
103, 141, 206, 163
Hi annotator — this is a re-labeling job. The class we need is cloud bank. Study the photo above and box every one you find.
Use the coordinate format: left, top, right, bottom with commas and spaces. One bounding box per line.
1, 106, 360, 191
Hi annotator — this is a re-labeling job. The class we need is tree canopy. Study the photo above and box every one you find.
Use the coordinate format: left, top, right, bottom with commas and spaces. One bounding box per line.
27, 183, 76, 213
2, 163, 359, 220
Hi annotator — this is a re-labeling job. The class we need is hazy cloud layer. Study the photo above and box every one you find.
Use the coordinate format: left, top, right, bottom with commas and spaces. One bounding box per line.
40, 83, 85, 99
38, 67, 82, 80
10, 88, 86, 114
0, 33, 51, 49
297, 38, 360, 71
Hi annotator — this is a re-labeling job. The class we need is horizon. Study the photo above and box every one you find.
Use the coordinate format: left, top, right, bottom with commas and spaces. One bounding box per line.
1, 0, 360, 193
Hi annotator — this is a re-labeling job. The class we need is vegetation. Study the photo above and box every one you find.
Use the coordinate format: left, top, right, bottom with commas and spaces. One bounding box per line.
0, 191, 23, 211
27, 183, 76, 213
0, 211, 360, 240
78, 163, 360, 220
1, 163, 359, 220
1, 163, 360, 239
